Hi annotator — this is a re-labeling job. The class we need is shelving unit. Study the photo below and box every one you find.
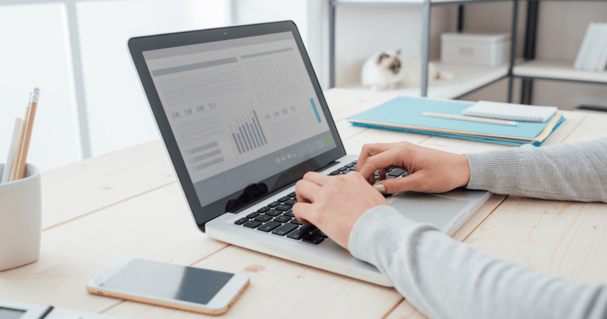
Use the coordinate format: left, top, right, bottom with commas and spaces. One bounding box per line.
513, 60, 607, 86
507, 0, 607, 104
328, 0, 517, 98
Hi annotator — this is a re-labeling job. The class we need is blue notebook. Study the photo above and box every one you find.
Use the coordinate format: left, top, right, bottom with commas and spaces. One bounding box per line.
348, 97, 565, 147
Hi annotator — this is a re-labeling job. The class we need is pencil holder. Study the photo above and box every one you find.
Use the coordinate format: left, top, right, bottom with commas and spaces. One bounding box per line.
0, 163, 41, 271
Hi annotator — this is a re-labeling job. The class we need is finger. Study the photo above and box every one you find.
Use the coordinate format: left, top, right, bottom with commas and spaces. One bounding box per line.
359, 148, 402, 183
374, 171, 427, 194
302, 171, 330, 186
295, 180, 323, 203
356, 143, 390, 173
292, 202, 315, 225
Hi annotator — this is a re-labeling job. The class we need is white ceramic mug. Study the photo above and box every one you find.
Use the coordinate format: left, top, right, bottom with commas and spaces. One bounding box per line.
0, 163, 41, 271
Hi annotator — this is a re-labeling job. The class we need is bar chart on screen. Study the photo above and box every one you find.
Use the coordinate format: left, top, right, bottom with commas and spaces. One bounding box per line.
230, 108, 268, 154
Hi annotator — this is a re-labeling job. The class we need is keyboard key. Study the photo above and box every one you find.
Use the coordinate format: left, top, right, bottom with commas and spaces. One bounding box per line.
278, 196, 290, 202
234, 218, 248, 225
254, 215, 272, 222
329, 171, 340, 176
351, 160, 357, 164
285, 199, 297, 206
267, 202, 280, 207
302, 234, 325, 245
289, 219, 302, 225
337, 167, 348, 171
257, 207, 270, 213
300, 225, 317, 233
345, 163, 355, 168
284, 210, 295, 217
275, 204, 291, 211
264, 209, 281, 217
272, 223, 298, 236
287, 192, 297, 198
257, 221, 281, 232
311, 229, 328, 238
287, 228, 306, 240
388, 168, 406, 176
246, 212, 259, 218
274, 215, 291, 223
243, 220, 262, 228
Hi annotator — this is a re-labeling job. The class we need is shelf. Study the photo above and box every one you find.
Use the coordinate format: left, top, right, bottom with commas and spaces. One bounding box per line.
332, 0, 511, 7
340, 63, 509, 100
513, 60, 607, 85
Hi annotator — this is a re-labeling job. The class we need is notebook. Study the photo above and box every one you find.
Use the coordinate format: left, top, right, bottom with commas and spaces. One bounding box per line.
348, 97, 565, 147
462, 101, 558, 122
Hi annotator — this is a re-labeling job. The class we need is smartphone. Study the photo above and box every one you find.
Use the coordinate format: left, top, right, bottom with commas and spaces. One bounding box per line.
87, 257, 249, 315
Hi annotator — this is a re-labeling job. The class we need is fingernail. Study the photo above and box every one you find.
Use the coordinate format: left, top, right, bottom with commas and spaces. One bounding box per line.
374, 184, 386, 193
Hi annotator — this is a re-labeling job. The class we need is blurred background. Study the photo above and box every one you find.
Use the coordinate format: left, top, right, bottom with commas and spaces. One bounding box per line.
1, 0, 606, 172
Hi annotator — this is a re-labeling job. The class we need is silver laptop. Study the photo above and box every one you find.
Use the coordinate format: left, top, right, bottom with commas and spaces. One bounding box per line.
128, 21, 490, 287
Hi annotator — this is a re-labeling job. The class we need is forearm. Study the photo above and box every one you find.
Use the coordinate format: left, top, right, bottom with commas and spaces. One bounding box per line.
349, 206, 607, 319
466, 138, 607, 202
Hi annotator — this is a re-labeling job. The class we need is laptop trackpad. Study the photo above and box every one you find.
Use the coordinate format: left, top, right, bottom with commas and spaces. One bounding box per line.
388, 192, 469, 228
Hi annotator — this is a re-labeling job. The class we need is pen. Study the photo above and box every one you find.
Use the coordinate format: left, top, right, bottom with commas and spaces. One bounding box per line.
421, 112, 518, 126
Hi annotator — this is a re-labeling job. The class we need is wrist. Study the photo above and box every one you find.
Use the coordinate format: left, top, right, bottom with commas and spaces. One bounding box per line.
456, 154, 471, 188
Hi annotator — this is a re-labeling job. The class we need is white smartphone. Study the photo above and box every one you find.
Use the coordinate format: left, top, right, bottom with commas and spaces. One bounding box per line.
86, 257, 249, 315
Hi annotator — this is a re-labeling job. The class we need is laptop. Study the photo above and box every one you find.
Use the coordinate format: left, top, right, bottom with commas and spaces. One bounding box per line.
128, 21, 490, 287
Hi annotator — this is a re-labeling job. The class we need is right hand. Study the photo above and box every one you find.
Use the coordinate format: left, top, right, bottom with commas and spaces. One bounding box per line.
356, 142, 471, 194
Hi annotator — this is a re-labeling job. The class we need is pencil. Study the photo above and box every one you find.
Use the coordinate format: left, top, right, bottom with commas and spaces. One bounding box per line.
421, 112, 519, 127
9, 100, 31, 182
13, 88, 40, 181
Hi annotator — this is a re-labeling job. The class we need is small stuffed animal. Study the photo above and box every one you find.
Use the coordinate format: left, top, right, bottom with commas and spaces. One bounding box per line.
361, 50, 454, 90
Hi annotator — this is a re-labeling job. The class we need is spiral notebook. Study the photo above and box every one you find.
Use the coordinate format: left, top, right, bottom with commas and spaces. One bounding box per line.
348, 97, 565, 147
462, 101, 558, 122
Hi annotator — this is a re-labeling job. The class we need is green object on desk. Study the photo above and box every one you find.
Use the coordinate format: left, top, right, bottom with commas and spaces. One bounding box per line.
348, 97, 565, 147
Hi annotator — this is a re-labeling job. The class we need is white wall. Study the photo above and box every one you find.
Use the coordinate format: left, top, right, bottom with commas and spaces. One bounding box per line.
77, 0, 229, 158
0, 0, 229, 172
0, 3, 82, 173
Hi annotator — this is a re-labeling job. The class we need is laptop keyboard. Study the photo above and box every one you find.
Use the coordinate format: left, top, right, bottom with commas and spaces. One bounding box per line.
233, 160, 409, 245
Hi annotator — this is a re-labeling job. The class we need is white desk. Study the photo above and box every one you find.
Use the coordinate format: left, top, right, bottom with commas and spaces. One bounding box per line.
1, 88, 606, 319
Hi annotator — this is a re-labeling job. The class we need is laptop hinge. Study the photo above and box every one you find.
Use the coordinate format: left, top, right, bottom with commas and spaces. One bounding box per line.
224, 160, 340, 215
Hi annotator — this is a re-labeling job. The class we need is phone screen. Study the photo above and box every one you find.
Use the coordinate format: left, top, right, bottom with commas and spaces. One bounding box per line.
100, 259, 234, 305
0, 308, 26, 319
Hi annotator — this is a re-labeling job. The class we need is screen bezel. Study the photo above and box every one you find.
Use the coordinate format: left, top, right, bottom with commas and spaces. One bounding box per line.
128, 21, 346, 231
87, 257, 249, 311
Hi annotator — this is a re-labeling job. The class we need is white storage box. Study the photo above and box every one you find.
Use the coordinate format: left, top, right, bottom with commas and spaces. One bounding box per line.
441, 33, 511, 67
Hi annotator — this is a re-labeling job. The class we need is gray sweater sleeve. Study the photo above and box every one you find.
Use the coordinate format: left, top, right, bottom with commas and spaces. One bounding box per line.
349, 207, 607, 319
348, 138, 607, 319
465, 138, 607, 202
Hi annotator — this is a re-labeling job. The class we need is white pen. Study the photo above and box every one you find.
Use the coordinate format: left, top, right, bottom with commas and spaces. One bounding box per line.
421, 112, 519, 126
1, 118, 23, 184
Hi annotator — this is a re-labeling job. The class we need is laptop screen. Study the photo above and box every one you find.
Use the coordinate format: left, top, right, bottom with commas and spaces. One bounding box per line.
140, 30, 339, 220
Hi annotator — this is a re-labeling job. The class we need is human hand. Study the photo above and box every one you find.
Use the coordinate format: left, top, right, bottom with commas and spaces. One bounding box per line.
357, 142, 470, 194
293, 171, 389, 249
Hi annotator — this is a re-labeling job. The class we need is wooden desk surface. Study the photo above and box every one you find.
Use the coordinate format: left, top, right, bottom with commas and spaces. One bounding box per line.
1, 89, 606, 319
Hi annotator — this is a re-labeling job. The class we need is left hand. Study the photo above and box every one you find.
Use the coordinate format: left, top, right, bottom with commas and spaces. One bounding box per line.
293, 171, 389, 249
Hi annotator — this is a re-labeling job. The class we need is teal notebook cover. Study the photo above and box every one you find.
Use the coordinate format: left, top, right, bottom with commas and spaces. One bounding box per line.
348, 97, 565, 146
